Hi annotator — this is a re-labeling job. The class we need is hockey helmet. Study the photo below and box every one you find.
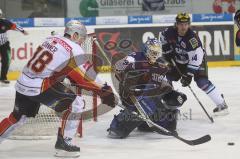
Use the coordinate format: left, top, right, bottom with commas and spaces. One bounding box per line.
176, 12, 190, 24
234, 10, 240, 28
143, 38, 162, 64
64, 20, 87, 43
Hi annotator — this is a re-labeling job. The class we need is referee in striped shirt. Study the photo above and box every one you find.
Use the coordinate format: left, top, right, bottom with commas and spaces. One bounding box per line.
0, 9, 28, 84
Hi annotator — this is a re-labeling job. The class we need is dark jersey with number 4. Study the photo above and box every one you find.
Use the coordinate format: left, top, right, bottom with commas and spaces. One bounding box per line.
160, 26, 206, 75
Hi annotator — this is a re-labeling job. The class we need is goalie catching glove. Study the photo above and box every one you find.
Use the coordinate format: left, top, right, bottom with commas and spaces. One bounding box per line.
99, 83, 115, 108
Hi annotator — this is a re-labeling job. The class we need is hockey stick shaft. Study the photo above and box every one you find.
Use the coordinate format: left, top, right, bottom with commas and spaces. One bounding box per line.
93, 38, 112, 65
187, 85, 214, 123
120, 96, 211, 146
170, 59, 214, 123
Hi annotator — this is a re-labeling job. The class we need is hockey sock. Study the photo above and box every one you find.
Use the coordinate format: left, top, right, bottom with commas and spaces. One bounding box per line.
61, 108, 81, 139
206, 87, 225, 107
0, 113, 26, 141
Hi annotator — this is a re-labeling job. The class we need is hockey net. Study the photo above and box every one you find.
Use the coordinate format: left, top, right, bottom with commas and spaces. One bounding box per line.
10, 33, 98, 140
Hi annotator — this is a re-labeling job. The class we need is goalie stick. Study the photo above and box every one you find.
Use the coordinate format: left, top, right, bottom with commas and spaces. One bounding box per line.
126, 94, 211, 146
170, 59, 214, 123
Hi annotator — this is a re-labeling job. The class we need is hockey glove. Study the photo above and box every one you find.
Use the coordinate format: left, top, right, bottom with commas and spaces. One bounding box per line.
99, 83, 115, 108
180, 74, 193, 87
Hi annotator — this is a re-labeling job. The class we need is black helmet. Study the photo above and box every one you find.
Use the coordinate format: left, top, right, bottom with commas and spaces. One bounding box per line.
176, 12, 190, 23
234, 10, 240, 28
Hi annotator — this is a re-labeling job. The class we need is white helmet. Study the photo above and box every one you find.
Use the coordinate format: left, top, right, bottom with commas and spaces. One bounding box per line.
64, 20, 87, 43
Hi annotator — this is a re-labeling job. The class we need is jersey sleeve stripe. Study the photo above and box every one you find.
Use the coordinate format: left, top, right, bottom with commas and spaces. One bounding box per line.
187, 64, 199, 70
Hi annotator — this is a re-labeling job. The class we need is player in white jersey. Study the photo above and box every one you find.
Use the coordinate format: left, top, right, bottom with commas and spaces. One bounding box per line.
0, 20, 115, 157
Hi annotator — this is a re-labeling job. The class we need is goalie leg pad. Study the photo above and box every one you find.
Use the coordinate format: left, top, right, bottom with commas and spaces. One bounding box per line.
154, 109, 179, 131
108, 109, 143, 139
138, 96, 160, 116
138, 109, 179, 132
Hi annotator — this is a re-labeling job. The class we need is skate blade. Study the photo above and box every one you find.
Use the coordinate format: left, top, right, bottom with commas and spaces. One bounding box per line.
214, 109, 229, 116
55, 149, 80, 158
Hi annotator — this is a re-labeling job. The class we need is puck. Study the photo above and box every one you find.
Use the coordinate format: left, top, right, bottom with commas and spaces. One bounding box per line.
228, 142, 235, 146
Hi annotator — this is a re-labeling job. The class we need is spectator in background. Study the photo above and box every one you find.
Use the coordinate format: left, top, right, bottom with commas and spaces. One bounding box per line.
212, 0, 235, 13
142, 0, 165, 11
234, 9, 240, 46
28, 0, 48, 18
0, 9, 28, 84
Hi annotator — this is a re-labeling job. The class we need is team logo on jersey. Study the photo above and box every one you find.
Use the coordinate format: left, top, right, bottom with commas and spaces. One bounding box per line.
189, 38, 198, 49
177, 96, 183, 104
123, 59, 129, 65
181, 41, 186, 48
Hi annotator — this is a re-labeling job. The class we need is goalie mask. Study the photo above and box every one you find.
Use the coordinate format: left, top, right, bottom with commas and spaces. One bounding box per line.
143, 38, 162, 64
64, 20, 87, 44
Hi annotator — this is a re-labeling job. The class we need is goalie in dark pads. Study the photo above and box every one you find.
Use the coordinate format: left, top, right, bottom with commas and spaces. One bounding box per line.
107, 38, 187, 139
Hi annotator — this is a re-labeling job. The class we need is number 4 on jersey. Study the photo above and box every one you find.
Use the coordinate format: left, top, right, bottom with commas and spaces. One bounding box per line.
192, 54, 197, 61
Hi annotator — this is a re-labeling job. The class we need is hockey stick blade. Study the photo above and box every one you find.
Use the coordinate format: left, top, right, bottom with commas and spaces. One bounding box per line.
150, 122, 211, 146
170, 59, 214, 123
175, 134, 211, 146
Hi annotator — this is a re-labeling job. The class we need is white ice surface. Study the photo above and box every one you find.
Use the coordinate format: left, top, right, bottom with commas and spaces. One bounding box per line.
0, 67, 240, 159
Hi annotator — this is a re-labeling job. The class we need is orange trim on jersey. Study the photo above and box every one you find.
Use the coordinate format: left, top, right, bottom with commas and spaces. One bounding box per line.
52, 37, 73, 53
66, 58, 102, 93
40, 66, 72, 93
40, 56, 101, 94
10, 23, 16, 30
41, 78, 51, 92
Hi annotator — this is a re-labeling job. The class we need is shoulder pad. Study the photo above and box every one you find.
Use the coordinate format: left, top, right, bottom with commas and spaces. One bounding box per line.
188, 37, 199, 50
186, 30, 201, 50
161, 26, 177, 43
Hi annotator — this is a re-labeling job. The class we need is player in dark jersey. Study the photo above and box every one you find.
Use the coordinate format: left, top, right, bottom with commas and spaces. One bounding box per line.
0, 9, 28, 84
107, 38, 187, 139
234, 10, 240, 46
160, 12, 228, 115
